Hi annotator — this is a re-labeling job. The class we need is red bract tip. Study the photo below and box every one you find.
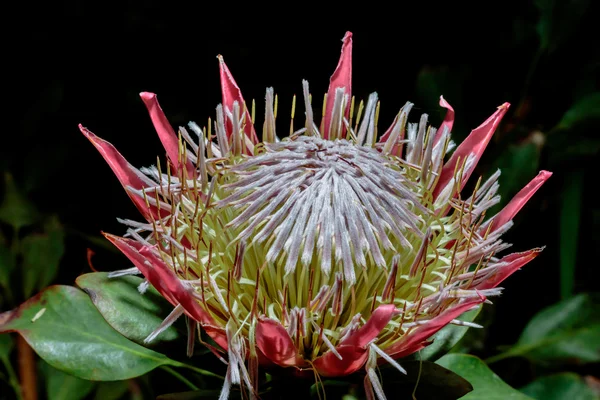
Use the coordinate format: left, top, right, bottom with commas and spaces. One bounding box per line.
255, 317, 302, 367
139, 92, 196, 177
435, 96, 455, 144
385, 295, 485, 359
218, 55, 259, 151
78, 124, 162, 220
485, 170, 553, 233
434, 103, 510, 201
313, 304, 397, 377
104, 233, 228, 350
475, 248, 543, 290
323, 31, 353, 139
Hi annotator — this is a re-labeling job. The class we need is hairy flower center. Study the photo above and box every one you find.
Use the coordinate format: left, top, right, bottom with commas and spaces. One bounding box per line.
218, 136, 426, 283
112, 90, 516, 369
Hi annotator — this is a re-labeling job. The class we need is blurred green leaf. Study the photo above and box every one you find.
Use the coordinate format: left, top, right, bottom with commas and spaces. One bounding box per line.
535, 0, 591, 52
490, 293, 600, 365
546, 93, 600, 163
0, 285, 184, 380
76, 272, 180, 344
555, 92, 600, 130
93, 381, 131, 400
0, 334, 13, 358
559, 169, 583, 299
547, 134, 600, 164
0, 173, 40, 231
420, 305, 482, 361
0, 243, 16, 290
43, 361, 96, 400
21, 216, 65, 298
437, 354, 532, 399
0, 333, 19, 400
520, 373, 598, 400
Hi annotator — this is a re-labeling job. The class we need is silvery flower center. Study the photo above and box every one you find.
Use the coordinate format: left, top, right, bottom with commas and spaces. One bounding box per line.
219, 135, 426, 283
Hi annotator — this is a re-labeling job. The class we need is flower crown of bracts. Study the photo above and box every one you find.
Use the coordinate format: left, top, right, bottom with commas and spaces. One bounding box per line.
79, 31, 551, 400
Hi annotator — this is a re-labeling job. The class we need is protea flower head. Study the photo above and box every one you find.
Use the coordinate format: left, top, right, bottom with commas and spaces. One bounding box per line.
80, 32, 551, 399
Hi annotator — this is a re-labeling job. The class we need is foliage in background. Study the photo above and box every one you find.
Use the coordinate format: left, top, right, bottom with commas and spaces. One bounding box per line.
1, 0, 599, 398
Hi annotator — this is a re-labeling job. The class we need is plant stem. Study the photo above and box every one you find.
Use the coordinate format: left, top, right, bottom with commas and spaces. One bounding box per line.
1, 352, 22, 400
170, 360, 225, 380
484, 351, 514, 365
161, 366, 199, 391
16, 335, 37, 400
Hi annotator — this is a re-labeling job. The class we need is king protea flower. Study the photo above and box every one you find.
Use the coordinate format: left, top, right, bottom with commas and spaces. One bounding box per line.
79, 32, 551, 399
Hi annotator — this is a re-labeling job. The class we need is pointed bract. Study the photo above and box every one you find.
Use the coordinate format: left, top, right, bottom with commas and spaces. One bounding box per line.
315, 344, 370, 377
433, 103, 510, 200
139, 92, 195, 176
484, 170, 552, 233
218, 56, 259, 150
79, 124, 162, 220
104, 233, 228, 350
255, 318, 302, 367
435, 96, 455, 144
475, 248, 543, 290
385, 296, 485, 359
323, 31, 352, 139
343, 304, 398, 348
313, 304, 397, 376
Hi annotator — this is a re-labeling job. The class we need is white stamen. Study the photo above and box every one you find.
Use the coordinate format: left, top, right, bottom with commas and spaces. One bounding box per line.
144, 304, 184, 344
450, 319, 483, 328
107, 267, 140, 278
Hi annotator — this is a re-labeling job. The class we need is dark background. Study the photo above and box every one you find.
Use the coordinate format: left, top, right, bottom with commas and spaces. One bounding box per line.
4, 0, 599, 393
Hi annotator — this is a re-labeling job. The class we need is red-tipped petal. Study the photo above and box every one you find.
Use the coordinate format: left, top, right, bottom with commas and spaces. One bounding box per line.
139, 93, 195, 176
435, 96, 455, 144
343, 304, 397, 348
79, 124, 161, 220
475, 248, 543, 290
314, 344, 369, 377
378, 113, 404, 156
139, 93, 178, 165
385, 296, 485, 359
485, 171, 552, 233
312, 304, 397, 377
323, 31, 353, 139
255, 317, 301, 367
104, 234, 176, 305
433, 103, 510, 200
104, 234, 227, 350
218, 56, 258, 148
136, 246, 227, 348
